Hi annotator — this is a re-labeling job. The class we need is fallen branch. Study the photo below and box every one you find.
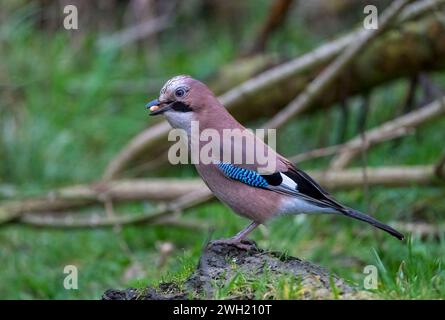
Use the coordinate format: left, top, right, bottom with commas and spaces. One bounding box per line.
3, 162, 445, 227
291, 126, 412, 163
103, 0, 445, 179
290, 96, 445, 164
264, 0, 411, 130
392, 221, 445, 239
0, 179, 205, 224
14, 187, 212, 229
308, 165, 443, 189
19, 213, 208, 231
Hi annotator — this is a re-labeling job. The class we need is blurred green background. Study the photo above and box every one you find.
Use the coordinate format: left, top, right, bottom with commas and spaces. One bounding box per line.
0, 0, 444, 299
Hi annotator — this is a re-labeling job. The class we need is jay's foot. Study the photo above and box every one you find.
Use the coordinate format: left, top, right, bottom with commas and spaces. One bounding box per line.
208, 222, 260, 250
209, 238, 255, 250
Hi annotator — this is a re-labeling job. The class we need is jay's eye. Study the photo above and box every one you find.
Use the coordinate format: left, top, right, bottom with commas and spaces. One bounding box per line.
175, 88, 186, 98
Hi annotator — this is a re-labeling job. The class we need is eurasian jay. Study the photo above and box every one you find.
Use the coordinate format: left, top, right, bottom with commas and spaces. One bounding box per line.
146, 75, 404, 246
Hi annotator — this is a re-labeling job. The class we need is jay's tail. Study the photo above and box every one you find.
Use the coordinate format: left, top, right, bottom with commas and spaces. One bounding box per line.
339, 207, 404, 240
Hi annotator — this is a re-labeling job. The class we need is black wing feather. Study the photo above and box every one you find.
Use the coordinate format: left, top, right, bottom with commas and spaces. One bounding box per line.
284, 167, 345, 210
282, 165, 404, 240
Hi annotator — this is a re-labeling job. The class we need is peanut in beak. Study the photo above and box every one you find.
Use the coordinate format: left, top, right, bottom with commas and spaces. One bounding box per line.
150, 105, 160, 112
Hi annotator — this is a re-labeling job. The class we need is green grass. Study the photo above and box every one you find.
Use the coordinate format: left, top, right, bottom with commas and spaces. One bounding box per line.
2, 200, 444, 299
1, 1, 445, 299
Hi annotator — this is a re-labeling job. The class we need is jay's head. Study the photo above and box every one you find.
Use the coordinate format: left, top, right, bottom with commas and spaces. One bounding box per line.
146, 75, 218, 129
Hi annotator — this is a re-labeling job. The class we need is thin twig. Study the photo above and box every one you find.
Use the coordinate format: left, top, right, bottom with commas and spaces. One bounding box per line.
291, 96, 445, 164
434, 152, 445, 180
400, 75, 419, 115
336, 100, 350, 144
329, 96, 445, 169
358, 95, 371, 213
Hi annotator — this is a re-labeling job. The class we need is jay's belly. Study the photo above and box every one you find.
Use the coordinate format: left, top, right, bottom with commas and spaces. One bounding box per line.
195, 163, 282, 223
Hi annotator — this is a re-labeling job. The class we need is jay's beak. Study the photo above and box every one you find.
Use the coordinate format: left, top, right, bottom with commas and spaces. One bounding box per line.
146, 99, 171, 116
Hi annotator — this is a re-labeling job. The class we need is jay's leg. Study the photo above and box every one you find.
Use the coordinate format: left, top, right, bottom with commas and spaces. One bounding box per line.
231, 221, 259, 242
211, 221, 260, 249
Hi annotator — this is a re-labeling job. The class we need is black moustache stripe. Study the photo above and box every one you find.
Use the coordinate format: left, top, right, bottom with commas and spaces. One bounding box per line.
171, 101, 192, 112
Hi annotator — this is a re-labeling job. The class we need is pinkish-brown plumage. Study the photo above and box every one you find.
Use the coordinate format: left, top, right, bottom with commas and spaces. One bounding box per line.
146, 75, 404, 245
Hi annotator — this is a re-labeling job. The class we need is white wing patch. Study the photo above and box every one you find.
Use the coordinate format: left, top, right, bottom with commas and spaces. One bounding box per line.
265, 172, 299, 197
280, 173, 298, 191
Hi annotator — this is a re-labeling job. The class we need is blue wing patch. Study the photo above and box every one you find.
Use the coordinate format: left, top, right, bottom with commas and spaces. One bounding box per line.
217, 162, 269, 188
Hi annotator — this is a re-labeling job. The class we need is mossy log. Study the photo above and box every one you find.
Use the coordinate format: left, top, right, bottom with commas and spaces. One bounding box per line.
102, 241, 372, 300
